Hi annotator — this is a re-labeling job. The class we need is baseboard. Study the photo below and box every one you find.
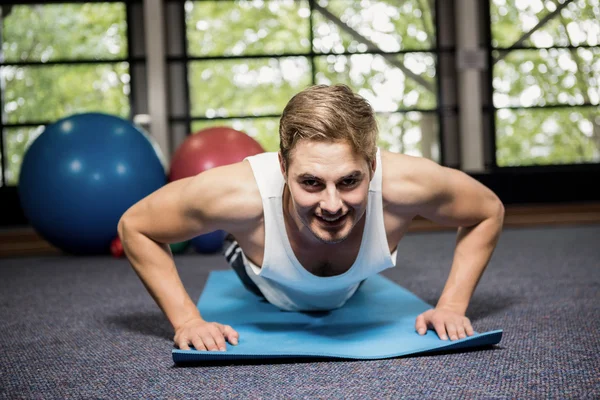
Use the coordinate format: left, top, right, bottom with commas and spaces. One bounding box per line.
408, 202, 600, 232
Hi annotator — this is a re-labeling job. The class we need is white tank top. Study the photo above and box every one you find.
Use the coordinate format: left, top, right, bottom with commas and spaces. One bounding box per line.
242, 148, 397, 311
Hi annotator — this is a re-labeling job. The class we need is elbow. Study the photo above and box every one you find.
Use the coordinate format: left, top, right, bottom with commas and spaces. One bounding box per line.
497, 197, 505, 217
117, 215, 127, 241
117, 211, 142, 258
117, 210, 134, 243
118, 198, 143, 238
494, 198, 505, 228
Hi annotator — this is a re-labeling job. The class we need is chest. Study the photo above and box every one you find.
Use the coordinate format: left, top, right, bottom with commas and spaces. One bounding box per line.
291, 239, 362, 277
235, 225, 362, 277
234, 209, 412, 277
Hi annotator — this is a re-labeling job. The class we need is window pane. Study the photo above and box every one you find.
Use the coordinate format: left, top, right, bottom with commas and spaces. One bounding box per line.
185, 0, 310, 57
191, 117, 280, 153
491, 0, 600, 48
377, 112, 440, 162
3, 126, 45, 186
189, 57, 311, 117
495, 107, 600, 166
493, 48, 600, 108
315, 53, 437, 111
313, 0, 435, 53
2, 63, 131, 124
2, 3, 128, 62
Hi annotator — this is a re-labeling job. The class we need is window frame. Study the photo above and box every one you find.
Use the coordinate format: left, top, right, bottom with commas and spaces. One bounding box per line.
484, 0, 600, 170
475, 0, 600, 205
0, 0, 143, 226
167, 0, 451, 163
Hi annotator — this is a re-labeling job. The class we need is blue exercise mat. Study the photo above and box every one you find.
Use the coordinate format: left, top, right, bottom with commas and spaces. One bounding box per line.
172, 271, 502, 363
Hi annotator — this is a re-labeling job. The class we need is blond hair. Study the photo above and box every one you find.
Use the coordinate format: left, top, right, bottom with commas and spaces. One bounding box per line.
279, 84, 378, 168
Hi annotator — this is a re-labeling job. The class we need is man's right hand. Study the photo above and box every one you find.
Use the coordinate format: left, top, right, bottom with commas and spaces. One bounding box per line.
174, 318, 239, 351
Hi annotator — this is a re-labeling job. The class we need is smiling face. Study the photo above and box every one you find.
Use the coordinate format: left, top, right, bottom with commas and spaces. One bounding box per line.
280, 139, 375, 244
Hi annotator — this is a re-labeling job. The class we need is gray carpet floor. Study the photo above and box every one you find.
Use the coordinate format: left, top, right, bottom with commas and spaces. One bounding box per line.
1, 224, 599, 399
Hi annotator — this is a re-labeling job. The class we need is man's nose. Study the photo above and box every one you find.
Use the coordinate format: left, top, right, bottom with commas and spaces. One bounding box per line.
320, 186, 343, 215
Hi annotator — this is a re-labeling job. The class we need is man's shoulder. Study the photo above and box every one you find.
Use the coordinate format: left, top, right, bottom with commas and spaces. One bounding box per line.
380, 148, 441, 184
380, 149, 443, 210
189, 161, 264, 230
212, 160, 264, 211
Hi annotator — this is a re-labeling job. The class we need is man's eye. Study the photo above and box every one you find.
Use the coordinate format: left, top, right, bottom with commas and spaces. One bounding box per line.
342, 179, 358, 186
303, 180, 319, 187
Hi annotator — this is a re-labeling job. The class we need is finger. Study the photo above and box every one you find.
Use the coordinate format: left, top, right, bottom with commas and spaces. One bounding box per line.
200, 331, 220, 351
221, 324, 239, 345
433, 320, 447, 340
415, 314, 427, 335
456, 323, 467, 340
191, 336, 207, 352
464, 318, 475, 336
177, 337, 191, 351
446, 322, 458, 341
210, 327, 227, 351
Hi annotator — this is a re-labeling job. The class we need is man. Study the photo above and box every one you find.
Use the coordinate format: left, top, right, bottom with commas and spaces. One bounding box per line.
118, 84, 505, 352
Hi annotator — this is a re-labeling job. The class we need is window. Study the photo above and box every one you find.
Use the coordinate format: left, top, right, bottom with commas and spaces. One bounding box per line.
171, 0, 444, 162
489, 0, 599, 167
0, 2, 137, 187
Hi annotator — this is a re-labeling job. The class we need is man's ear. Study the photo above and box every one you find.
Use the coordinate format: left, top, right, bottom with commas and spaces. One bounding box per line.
369, 156, 377, 180
278, 151, 287, 180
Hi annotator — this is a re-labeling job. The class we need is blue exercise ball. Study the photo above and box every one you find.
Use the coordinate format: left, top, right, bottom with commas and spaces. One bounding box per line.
19, 112, 167, 255
191, 230, 227, 254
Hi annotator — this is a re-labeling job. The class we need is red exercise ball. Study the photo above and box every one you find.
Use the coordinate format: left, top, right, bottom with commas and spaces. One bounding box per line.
169, 126, 265, 181
110, 237, 124, 258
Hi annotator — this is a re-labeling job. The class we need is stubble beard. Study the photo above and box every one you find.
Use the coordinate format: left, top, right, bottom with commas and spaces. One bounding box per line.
307, 216, 352, 244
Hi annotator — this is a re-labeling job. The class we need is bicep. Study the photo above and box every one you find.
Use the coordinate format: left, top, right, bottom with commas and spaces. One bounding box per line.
119, 174, 213, 244
417, 162, 503, 227
120, 162, 259, 244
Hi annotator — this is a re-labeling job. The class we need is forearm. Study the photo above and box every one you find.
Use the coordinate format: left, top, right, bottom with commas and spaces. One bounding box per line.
436, 212, 504, 315
119, 225, 203, 330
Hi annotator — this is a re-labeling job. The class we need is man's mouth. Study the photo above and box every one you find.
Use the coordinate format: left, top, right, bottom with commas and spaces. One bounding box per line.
316, 214, 347, 225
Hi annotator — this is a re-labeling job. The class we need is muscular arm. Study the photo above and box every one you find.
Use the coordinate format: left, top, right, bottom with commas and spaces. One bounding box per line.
118, 161, 262, 331
415, 161, 505, 315
383, 151, 504, 339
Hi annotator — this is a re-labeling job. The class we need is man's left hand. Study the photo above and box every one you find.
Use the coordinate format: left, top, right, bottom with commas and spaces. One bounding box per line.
415, 307, 475, 341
